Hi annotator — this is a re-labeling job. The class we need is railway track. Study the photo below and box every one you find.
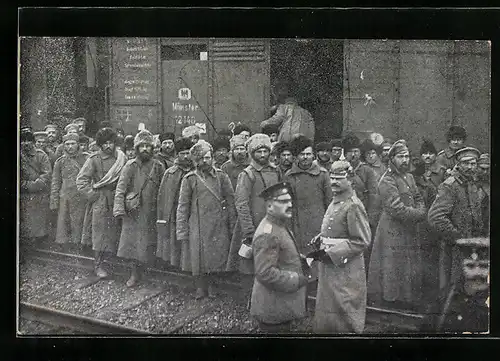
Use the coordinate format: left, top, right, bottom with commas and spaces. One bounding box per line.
19, 301, 150, 335
23, 247, 425, 333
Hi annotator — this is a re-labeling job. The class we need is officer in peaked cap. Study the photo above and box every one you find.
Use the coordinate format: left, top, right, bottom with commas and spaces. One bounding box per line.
454, 146, 480, 163
250, 181, 308, 333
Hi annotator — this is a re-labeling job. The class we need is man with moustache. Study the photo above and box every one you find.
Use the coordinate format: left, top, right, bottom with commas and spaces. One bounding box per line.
155, 132, 176, 170
156, 137, 195, 269
413, 139, 445, 208
379, 139, 392, 167
342, 134, 379, 234
212, 136, 231, 169
272, 141, 294, 176
79, 134, 90, 154
76, 128, 126, 279
285, 135, 333, 254
20, 127, 52, 256
177, 140, 237, 299
428, 147, 487, 296
114, 130, 166, 287
34, 131, 49, 151
123, 135, 136, 160
250, 182, 308, 333
44, 124, 61, 165
182, 125, 202, 145
367, 140, 427, 311
307, 161, 371, 333
360, 138, 386, 181
228, 134, 281, 305
54, 123, 80, 161
221, 134, 250, 189
314, 141, 333, 170
50, 133, 90, 249
232, 123, 252, 140
436, 126, 467, 176
331, 139, 343, 163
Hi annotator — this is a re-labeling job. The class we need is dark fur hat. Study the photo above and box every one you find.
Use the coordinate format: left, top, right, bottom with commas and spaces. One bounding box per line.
272, 141, 292, 156
233, 124, 252, 136
331, 138, 343, 149
175, 137, 194, 153
290, 134, 313, 157
212, 136, 231, 152
95, 127, 117, 147
159, 132, 175, 143
446, 126, 467, 142
20, 128, 35, 143
261, 123, 280, 136
420, 138, 437, 155
314, 141, 332, 152
360, 139, 377, 160
342, 133, 361, 152
123, 135, 135, 151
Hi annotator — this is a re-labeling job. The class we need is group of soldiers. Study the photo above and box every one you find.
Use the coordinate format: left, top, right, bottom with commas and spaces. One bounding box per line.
20, 115, 490, 333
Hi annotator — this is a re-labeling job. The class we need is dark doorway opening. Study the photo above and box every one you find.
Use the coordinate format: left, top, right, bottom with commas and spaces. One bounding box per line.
270, 39, 344, 142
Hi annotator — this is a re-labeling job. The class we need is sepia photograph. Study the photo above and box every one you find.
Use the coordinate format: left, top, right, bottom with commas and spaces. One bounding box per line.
17, 29, 490, 335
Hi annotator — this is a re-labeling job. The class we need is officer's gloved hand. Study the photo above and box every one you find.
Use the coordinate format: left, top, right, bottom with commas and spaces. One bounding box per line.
308, 234, 322, 250
306, 249, 332, 265
243, 237, 253, 246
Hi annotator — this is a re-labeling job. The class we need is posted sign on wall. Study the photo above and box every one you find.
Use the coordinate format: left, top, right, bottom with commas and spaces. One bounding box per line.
111, 38, 158, 105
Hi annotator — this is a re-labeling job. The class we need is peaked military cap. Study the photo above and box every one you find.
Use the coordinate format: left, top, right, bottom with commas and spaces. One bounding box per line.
478, 153, 490, 167
388, 139, 409, 158
455, 147, 480, 162
34, 131, 48, 140
330, 160, 353, 178
259, 182, 293, 201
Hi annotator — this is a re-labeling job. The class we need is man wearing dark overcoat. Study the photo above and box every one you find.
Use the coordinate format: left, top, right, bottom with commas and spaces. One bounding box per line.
76, 128, 126, 279
155, 132, 176, 170
314, 141, 333, 170
250, 182, 308, 333
44, 124, 61, 166
272, 141, 294, 176
367, 140, 427, 311
156, 137, 194, 269
221, 134, 250, 189
50, 133, 89, 247
435, 126, 467, 176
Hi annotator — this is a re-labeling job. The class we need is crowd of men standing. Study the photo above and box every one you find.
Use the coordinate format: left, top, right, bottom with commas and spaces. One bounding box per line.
20, 111, 490, 333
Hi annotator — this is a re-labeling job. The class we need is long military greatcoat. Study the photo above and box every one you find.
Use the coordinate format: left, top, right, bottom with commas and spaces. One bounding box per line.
50, 151, 89, 244
314, 190, 371, 334
435, 147, 458, 174
221, 155, 250, 190
349, 162, 380, 228
76, 150, 122, 253
428, 172, 487, 291
284, 162, 333, 254
227, 160, 281, 274
176, 168, 237, 276
367, 165, 427, 307
114, 157, 165, 263
156, 160, 194, 268
20, 148, 52, 239
250, 214, 307, 325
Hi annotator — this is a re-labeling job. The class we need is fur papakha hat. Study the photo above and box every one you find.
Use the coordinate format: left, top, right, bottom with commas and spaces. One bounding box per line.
134, 130, 155, 149
190, 139, 213, 162
233, 123, 252, 136
20, 128, 35, 143
64, 123, 80, 134
246, 133, 272, 155
290, 134, 313, 157
446, 126, 467, 142
159, 132, 175, 143
95, 127, 117, 147
314, 141, 332, 152
342, 133, 361, 152
213, 136, 230, 152
62, 133, 80, 143
123, 135, 135, 151
420, 138, 437, 155
272, 140, 293, 156
175, 137, 194, 153
230, 134, 247, 150
261, 123, 280, 136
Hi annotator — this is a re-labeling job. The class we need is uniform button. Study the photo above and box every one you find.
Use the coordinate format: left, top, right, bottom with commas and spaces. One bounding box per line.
343, 258, 348, 264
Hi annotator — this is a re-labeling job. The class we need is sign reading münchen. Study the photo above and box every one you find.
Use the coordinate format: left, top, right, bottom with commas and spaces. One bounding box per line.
112, 38, 158, 105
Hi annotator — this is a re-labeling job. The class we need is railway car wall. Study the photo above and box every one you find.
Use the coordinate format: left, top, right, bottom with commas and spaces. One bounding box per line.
344, 40, 491, 153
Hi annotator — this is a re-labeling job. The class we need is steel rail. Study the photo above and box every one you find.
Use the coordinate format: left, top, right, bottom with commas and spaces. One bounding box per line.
19, 301, 151, 335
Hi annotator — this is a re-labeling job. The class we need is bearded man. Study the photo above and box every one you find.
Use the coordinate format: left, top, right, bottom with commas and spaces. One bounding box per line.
123, 135, 136, 160
221, 134, 250, 189
367, 140, 427, 311
285, 135, 332, 254
379, 139, 392, 167
155, 132, 176, 169
228, 134, 281, 305
20, 128, 52, 254
213, 136, 231, 169
34, 131, 48, 151
156, 137, 195, 269
272, 141, 294, 176
177, 140, 237, 299
314, 141, 333, 170
114, 130, 166, 287
76, 127, 126, 279
50, 133, 90, 248
182, 125, 202, 145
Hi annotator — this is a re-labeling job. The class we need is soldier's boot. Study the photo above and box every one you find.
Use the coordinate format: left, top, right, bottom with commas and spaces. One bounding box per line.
126, 262, 141, 288
94, 251, 108, 279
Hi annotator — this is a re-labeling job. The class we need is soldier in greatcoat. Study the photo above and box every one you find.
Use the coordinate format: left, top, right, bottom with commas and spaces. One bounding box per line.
314, 141, 333, 170
156, 137, 194, 268
307, 161, 372, 333
228, 134, 281, 304
44, 124, 61, 166
367, 140, 427, 311
34, 131, 49, 152
114, 130, 165, 287
428, 147, 487, 296
285, 135, 333, 254
155, 132, 176, 170
435, 126, 467, 176
212, 136, 231, 169
76, 128, 126, 278
250, 182, 308, 333
20, 128, 52, 255
123, 135, 136, 160
379, 139, 392, 167
360, 138, 386, 182
176, 140, 237, 299
272, 141, 294, 176
49, 133, 90, 247
221, 134, 250, 189
331, 139, 343, 163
